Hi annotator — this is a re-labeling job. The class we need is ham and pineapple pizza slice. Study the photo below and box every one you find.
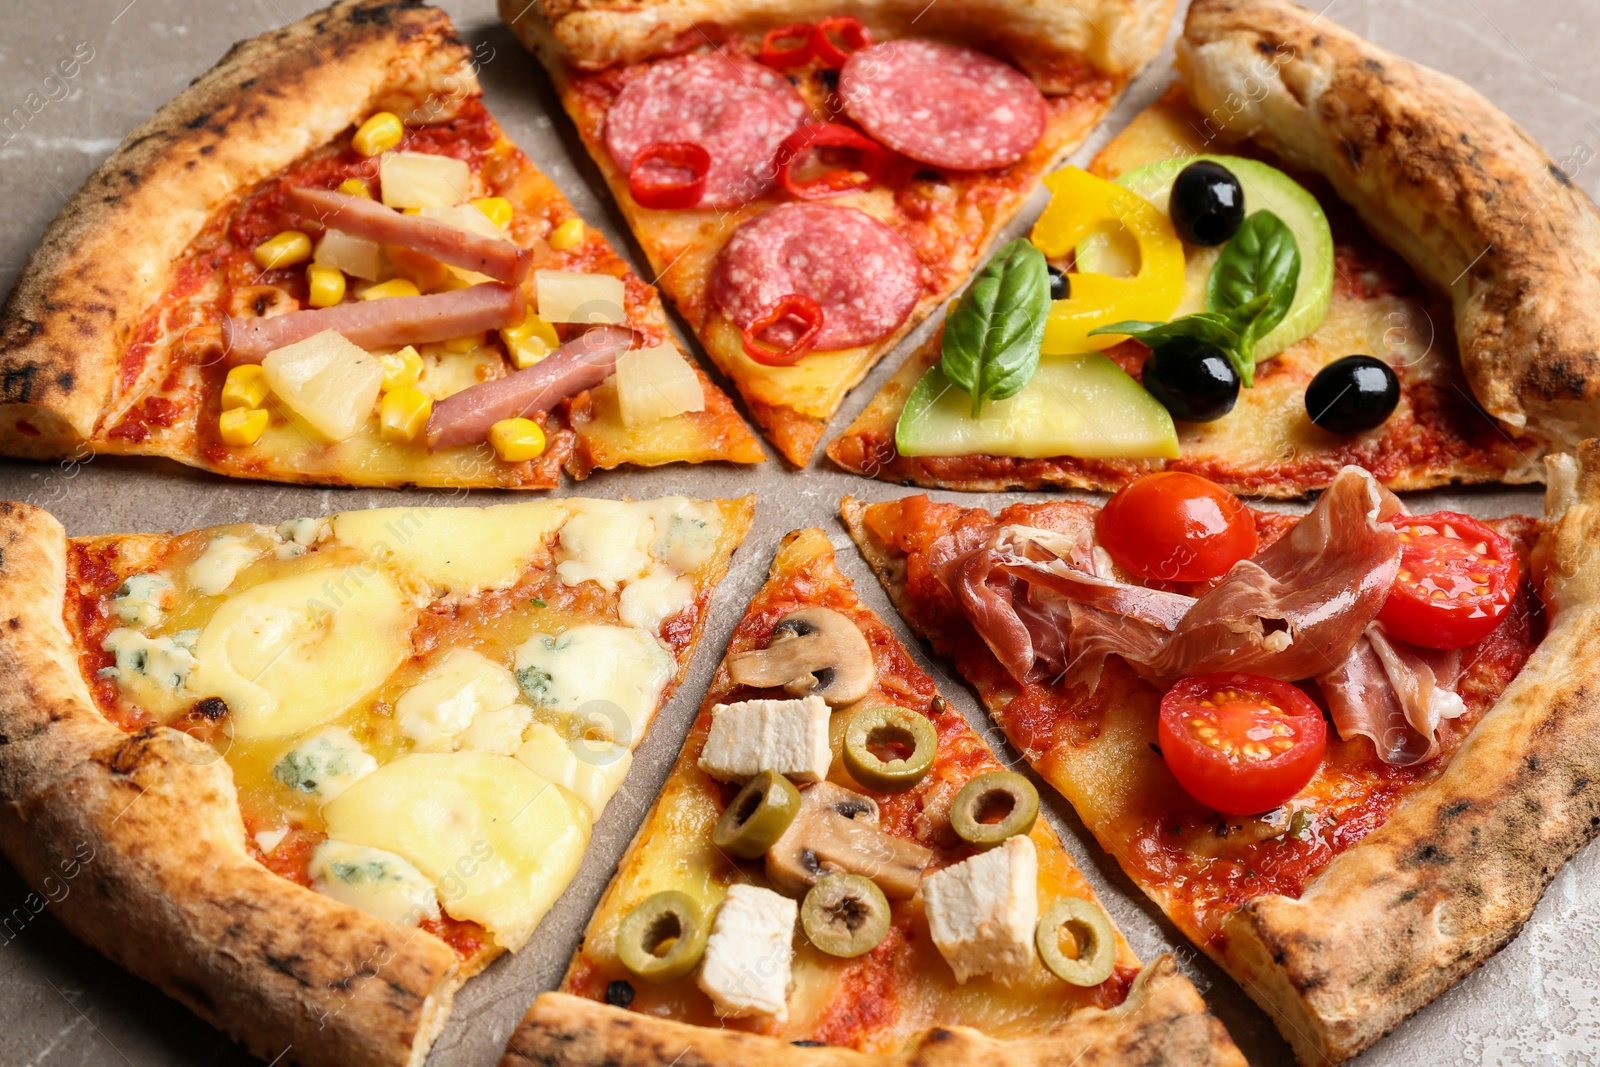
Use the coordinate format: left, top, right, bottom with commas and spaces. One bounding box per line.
500, 0, 1177, 464
843, 444, 1600, 1065
0, 493, 752, 1066
830, 0, 1592, 496
497, 528, 1244, 1067
0, 0, 762, 489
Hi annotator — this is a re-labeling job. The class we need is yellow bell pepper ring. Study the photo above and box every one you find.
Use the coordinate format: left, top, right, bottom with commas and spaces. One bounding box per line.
1029, 167, 1185, 355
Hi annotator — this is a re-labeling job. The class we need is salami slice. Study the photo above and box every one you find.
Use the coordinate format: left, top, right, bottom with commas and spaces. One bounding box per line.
605, 54, 808, 210
839, 40, 1046, 171
710, 203, 924, 351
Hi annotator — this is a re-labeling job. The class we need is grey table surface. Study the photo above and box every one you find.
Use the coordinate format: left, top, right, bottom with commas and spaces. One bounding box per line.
2, 0, 1598, 1063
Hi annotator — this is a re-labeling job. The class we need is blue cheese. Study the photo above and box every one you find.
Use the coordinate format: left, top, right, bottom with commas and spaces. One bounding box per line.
186, 534, 263, 596
512, 625, 673, 746
697, 697, 832, 784
99, 627, 199, 714
395, 648, 526, 752
696, 884, 797, 1022
275, 517, 326, 559
271, 726, 379, 803
109, 573, 174, 628
309, 839, 440, 926
923, 835, 1039, 985
647, 498, 724, 573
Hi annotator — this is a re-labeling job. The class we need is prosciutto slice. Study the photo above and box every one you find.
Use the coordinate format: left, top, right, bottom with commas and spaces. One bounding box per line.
425, 326, 633, 450
1316, 624, 1464, 766
286, 188, 532, 284
223, 283, 525, 365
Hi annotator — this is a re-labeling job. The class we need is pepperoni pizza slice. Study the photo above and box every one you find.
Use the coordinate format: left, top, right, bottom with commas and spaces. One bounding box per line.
501, 0, 1176, 464
498, 527, 1244, 1067
0, 492, 752, 1066
0, 0, 763, 489
830, 0, 1585, 496
842, 447, 1600, 1065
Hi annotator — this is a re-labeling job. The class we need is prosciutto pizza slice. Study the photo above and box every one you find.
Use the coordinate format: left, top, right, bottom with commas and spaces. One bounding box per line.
0, 0, 762, 489
498, 527, 1244, 1067
500, 0, 1175, 464
0, 493, 752, 1066
843, 443, 1600, 1065
831, 0, 1593, 495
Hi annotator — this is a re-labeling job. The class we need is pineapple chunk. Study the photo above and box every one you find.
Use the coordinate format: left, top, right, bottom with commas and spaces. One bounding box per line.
535, 269, 626, 325
261, 330, 384, 443
314, 230, 384, 281
615, 345, 705, 427
380, 152, 471, 209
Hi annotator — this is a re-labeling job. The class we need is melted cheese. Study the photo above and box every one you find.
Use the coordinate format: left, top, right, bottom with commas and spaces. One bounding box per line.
321, 751, 591, 949
512, 624, 673, 746
513, 722, 634, 817
331, 502, 567, 594
617, 566, 694, 635
188, 566, 413, 741
554, 501, 655, 591
395, 648, 524, 752
186, 534, 263, 597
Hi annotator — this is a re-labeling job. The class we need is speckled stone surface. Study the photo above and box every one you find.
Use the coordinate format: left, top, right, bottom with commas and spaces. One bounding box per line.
0, 1, 1597, 1063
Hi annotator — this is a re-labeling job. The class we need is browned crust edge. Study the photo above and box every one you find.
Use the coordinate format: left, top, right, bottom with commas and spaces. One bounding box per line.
0, 499, 462, 1067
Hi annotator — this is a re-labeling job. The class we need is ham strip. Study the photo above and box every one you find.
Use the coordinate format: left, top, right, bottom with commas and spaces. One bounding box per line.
425, 326, 633, 450
287, 188, 531, 284
223, 283, 525, 365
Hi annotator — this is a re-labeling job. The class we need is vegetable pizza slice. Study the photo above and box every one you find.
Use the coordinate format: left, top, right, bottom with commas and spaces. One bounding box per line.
831, 0, 1590, 495
0, 0, 762, 488
843, 445, 1600, 1064
501, 0, 1176, 464
0, 493, 751, 1066
498, 528, 1244, 1067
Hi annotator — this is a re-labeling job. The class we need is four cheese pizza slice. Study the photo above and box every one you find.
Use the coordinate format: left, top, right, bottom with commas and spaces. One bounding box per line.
842, 444, 1600, 1065
831, 0, 1582, 496
498, 527, 1244, 1066
0, 493, 751, 1066
0, 0, 763, 489
501, 0, 1176, 464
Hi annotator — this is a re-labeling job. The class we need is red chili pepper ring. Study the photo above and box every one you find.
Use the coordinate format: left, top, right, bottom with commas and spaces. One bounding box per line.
741, 294, 824, 366
629, 142, 711, 210
811, 16, 871, 68
777, 122, 887, 200
759, 23, 815, 68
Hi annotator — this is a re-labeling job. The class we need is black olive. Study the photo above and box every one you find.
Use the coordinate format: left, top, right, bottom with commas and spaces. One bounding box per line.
1305, 355, 1399, 434
1170, 161, 1245, 246
1142, 337, 1241, 422
792, 1040, 826, 1047
604, 979, 635, 1008
1047, 264, 1070, 301
818, 68, 840, 92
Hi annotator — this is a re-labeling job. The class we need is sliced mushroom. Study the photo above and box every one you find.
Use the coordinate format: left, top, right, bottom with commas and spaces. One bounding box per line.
766, 781, 931, 900
728, 607, 875, 707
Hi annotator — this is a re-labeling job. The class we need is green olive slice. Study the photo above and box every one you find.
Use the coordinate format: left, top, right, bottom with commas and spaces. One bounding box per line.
950, 770, 1039, 848
842, 706, 938, 793
615, 890, 709, 984
713, 769, 802, 859
1036, 897, 1116, 986
800, 873, 891, 958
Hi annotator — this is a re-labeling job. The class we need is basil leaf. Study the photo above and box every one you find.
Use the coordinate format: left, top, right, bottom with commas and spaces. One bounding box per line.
1206, 210, 1300, 383
939, 239, 1050, 417
1091, 311, 1242, 352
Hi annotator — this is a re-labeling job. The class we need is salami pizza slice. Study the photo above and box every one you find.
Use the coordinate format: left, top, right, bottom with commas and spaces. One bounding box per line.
0, 493, 752, 1066
841, 444, 1600, 1065
831, 0, 1588, 496
0, 0, 763, 489
500, 0, 1176, 464
497, 527, 1245, 1067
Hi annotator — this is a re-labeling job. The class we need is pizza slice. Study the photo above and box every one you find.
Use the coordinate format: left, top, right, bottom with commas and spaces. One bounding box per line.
0, 0, 763, 489
830, 0, 1590, 495
500, 0, 1176, 465
497, 527, 1244, 1066
842, 445, 1600, 1064
0, 492, 752, 1066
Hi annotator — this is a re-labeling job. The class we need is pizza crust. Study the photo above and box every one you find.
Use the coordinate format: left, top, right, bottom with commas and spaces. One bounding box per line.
0, 0, 468, 461
1178, 0, 1600, 452
0, 501, 463, 1067
500, 955, 1242, 1067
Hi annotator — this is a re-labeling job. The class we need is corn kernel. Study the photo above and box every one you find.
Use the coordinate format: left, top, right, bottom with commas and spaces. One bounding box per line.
378, 346, 423, 392
488, 417, 546, 462
401, 207, 423, 216
253, 231, 311, 271
500, 311, 560, 369
307, 264, 346, 308
472, 197, 514, 230
337, 177, 373, 199
443, 332, 487, 353
219, 407, 269, 447
380, 387, 433, 444
548, 218, 586, 252
360, 278, 421, 301
352, 111, 404, 157
221, 364, 270, 410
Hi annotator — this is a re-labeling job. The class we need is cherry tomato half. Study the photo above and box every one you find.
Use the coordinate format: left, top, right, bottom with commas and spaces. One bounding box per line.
1096, 472, 1257, 582
1157, 672, 1326, 816
1378, 512, 1519, 650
